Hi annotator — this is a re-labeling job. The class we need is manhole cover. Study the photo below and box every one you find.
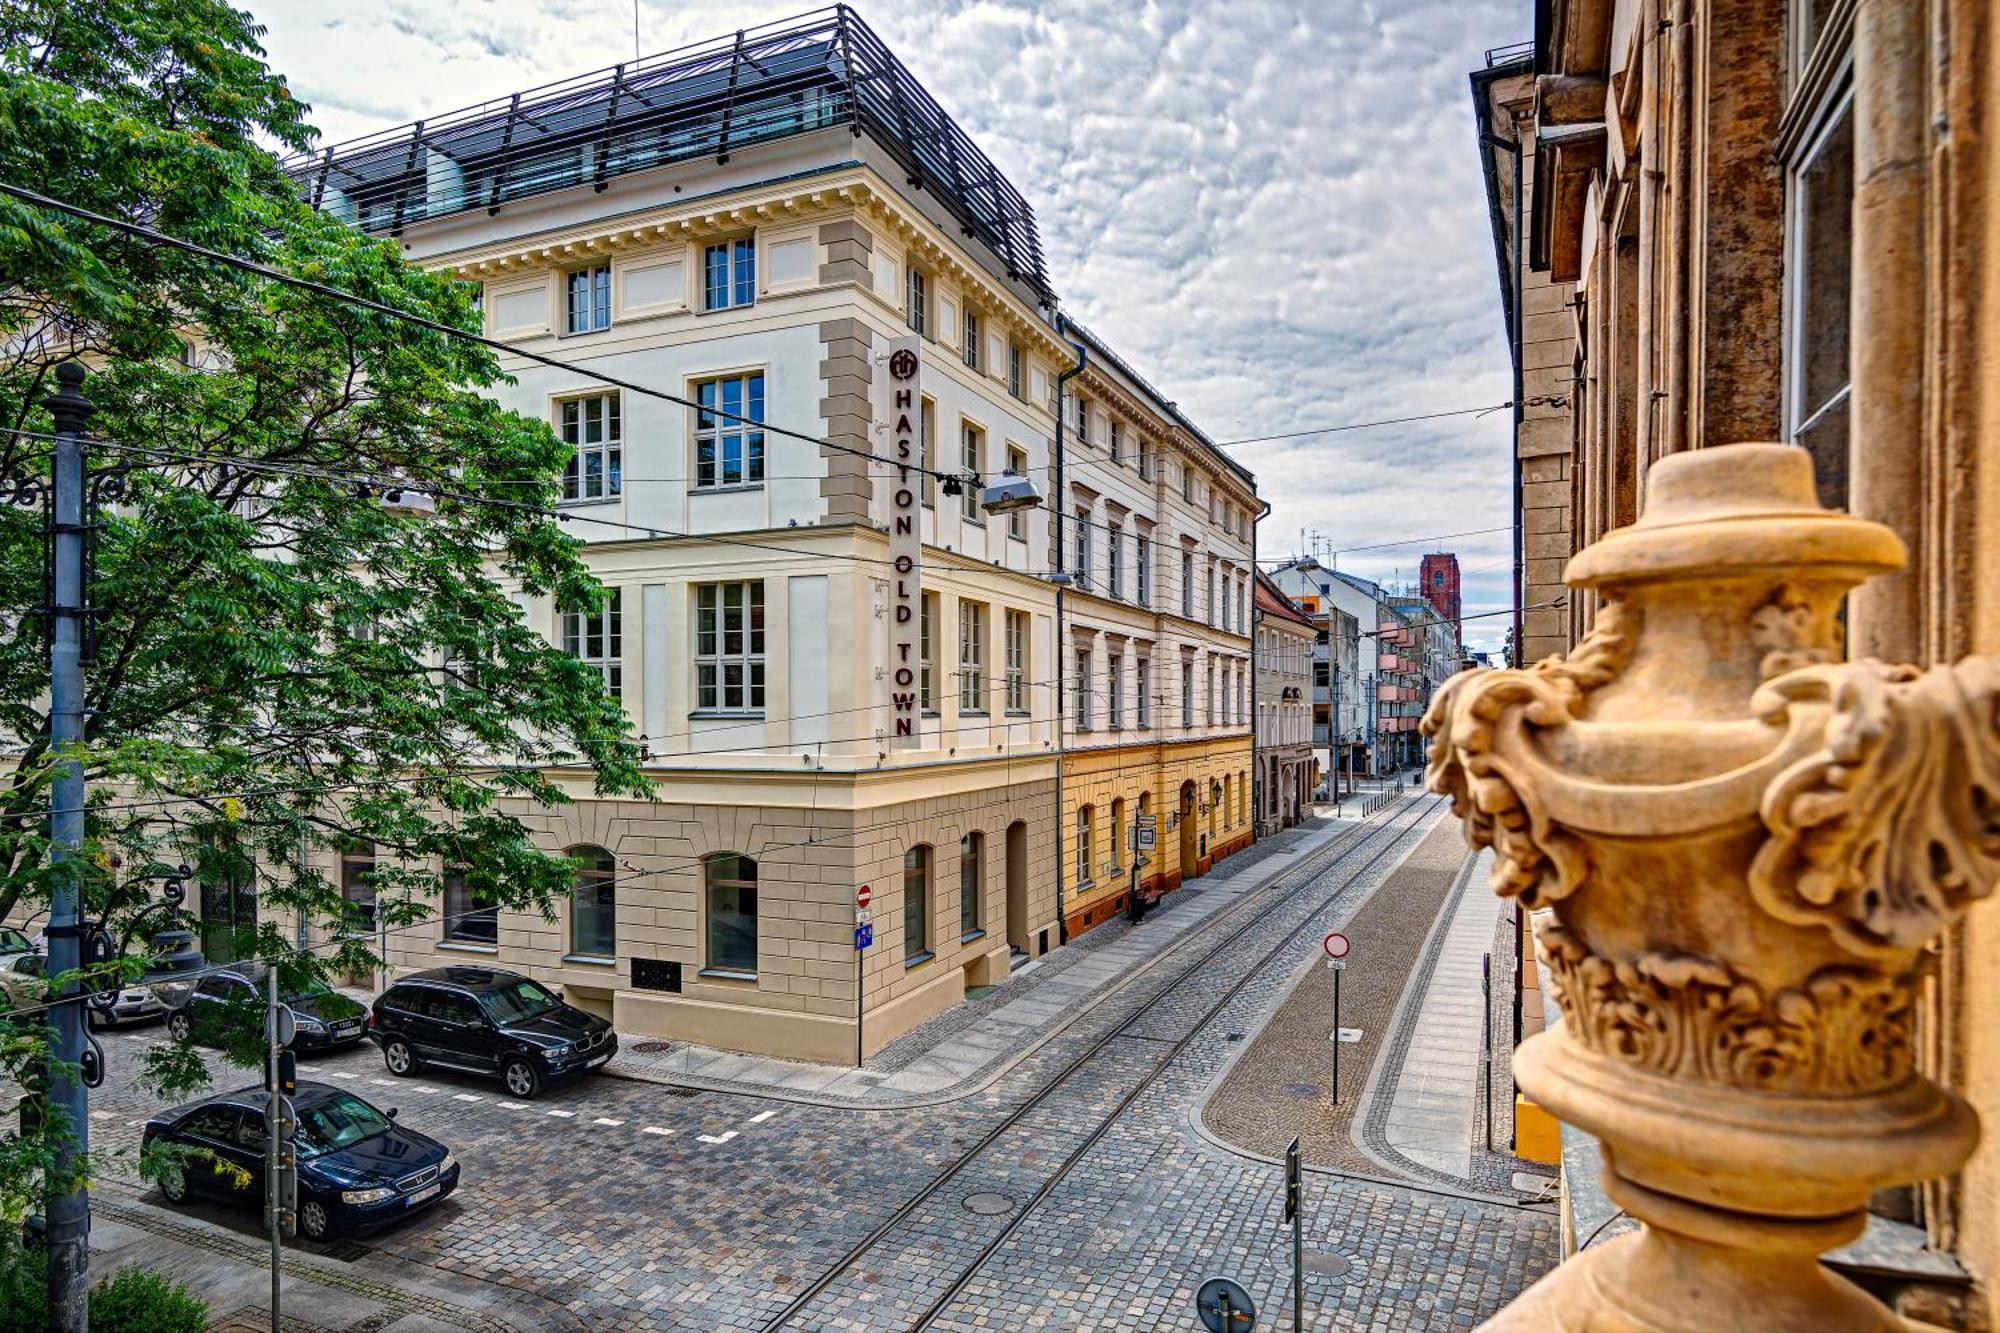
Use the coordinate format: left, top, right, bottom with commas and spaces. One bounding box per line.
962, 1192, 1014, 1216
630, 1040, 676, 1054
319, 1240, 370, 1263
1225, 1032, 1245, 1042
1304, 1251, 1353, 1279
1281, 1082, 1324, 1099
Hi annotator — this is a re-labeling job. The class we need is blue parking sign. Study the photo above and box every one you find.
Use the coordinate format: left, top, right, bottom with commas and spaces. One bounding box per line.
855, 923, 873, 950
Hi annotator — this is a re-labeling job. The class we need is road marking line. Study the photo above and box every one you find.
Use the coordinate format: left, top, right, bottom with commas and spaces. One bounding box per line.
411, 1086, 440, 1094
370, 1079, 395, 1086
296, 1064, 319, 1073
89, 1111, 111, 1120
641, 1126, 673, 1136
696, 1131, 737, 1145
453, 1094, 482, 1102
748, 1110, 777, 1124
546, 1109, 576, 1118
328, 1071, 357, 1080
497, 1101, 527, 1110
128, 1118, 148, 1127
591, 1117, 624, 1126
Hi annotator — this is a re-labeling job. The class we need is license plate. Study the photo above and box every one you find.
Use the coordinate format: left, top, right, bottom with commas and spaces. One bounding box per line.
406, 1184, 440, 1205
587, 1054, 610, 1069
336, 1023, 360, 1035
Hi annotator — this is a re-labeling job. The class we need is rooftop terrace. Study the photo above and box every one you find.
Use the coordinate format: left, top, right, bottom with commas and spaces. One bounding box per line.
285, 5, 1052, 303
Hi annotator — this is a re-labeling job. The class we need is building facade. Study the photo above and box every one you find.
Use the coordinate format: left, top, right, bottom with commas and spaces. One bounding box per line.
291, 11, 1257, 1061
1473, 0, 2000, 1322
1251, 569, 1314, 833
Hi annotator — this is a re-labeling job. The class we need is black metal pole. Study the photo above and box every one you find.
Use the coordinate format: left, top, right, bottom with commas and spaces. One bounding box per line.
1331, 963, 1341, 1104
1482, 952, 1493, 1152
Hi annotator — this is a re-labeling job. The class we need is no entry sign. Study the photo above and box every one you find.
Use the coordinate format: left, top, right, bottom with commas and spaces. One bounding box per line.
857, 884, 872, 909
1322, 931, 1351, 960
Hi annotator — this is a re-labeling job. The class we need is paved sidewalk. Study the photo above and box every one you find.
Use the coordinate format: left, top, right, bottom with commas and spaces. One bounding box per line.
1377, 847, 1506, 1178
606, 811, 1368, 1108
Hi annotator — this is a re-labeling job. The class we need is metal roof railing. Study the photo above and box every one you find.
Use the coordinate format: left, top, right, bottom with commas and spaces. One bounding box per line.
283, 5, 1052, 304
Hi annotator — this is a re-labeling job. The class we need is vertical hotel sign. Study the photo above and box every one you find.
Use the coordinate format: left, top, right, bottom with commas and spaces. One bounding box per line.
879, 335, 924, 749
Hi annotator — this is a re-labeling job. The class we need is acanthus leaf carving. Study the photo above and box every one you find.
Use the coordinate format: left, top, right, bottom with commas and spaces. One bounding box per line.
1750, 657, 2000, 956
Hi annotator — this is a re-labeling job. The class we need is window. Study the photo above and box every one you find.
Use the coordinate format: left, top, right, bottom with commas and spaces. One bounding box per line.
559, 394, 621, 502
565, 264, 610, 334
1109, 797, 1124, 872
1139, 441, 1153, 481
1136, 533, 1150, 606
921, 397, 937, 507
562, 589, 622, 697
1075, 510, 1091, 589
568, 845, 616, 958
1004, 610, 1028, 712
1208, 662, 1216, 724
959, 833, 983, 938
1783, 83, 1854, 508
962, 309, 980, 369
443, 868, 497, 945
1182, 660, 1194, 728
961, 423, 984, 522
694, 373, 765, 488
1074, 647, 1093, 729
1073, 395, 1091, 448
1008, 343, 1023, 398
695, 581, 765, 713
1109, 420, 1123, 466
1219, 570, 1230, 629
1075, 806, 1093, 884
341, 840, 375, 933
1107, 523, 1123, 599
1006, 446, 1028, 540
905, 267, 926, 334
703, 238, 755, 310
903, 845, 932, 964
1107, 652, 1123, 729
1208, 564, 1218, 626
958, 600, 986, 712
1137, 658, 1152, 727
1183, 463, 1197, 505
919, 591, 937, 712
1237, 669, 1247, 726
1181, 551, 1195, 617
704, 853, 758, 975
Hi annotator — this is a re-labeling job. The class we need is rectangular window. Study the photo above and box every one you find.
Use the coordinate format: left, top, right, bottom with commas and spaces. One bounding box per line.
1074, 510, 1091, 589
694, 581, 765, 713
1220, 571, 1230, 630
919, 591, 937, 711
442, 869, 497, 945
694, 372, 765, 488
1075, 807, 1093, 884
1006, 446, 1028, 540
958, 600, 986, 712
1109, 420, 1123, 465
921, 398, 937, 508
1182, 551, 1195, 618
1107, 523, 1123, 599
565, 264, 610, 334
1208, 663, 1216, 725
1136, 658, 1152, 727
559, 393, 622, 502
962, 309, 980, 369
1074, 647, 1092, 729
906, 267, 926, 334
1139, 442, 1153, 481
1207, 564, 1217, 626
961, 423, 984, 522
1008, 343, 1023, 398
1107, 652, 1123, 729
1183, 463, 1196, 505
561, 589, 622, 698
1073, 395, 1091, 448
1004, 610, 1028, 712
903, 845, 931, 964
959, 833, 983, 938
1136, 533, 1150, 606
1784, 85, 1854, 509
1181, 661, 1194, 729
703, 238, 755, 310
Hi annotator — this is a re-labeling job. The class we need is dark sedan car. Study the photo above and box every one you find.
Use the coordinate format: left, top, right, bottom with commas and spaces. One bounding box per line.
142, 1082, 459, 1240
165, 966, 368, 1052
370, 966, 616, 1099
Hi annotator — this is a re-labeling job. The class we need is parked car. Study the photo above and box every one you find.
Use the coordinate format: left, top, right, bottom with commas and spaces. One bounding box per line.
141, 1082, 459, 1240
0, 926, 32, 959
369, 966, 616, 1100
165, 966, 368, 1051
0, 951, 45, 1009
88, 977, 167, 1029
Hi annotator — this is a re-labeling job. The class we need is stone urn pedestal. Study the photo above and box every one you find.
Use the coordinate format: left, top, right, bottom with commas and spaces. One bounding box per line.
1423, 444, 1999, 1332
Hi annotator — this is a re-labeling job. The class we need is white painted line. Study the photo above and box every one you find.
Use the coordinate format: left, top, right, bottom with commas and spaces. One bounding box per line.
641, 1126, 673, 1136
411, 1086, 440, 1095
497, 1101, 527, 1110
296, 1064, 320, 1073
370, 1079, 395, 1086
89, 1111, 111, 1120
747, 1110, 777, 1124
128, 1118, 148, 1127
546, 1109, 576, 1118
696, 1131, 737, 1145
329, 1071, 357, 1080
453, 1094, 482, 1102
591, 1117, 624, 1126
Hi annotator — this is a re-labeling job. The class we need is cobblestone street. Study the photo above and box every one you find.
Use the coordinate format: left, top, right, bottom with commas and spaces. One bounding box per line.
77, 797, 1556, 1330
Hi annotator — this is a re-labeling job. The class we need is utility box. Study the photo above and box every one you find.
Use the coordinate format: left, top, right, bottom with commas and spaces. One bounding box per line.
1515, 1094, 1562, 1165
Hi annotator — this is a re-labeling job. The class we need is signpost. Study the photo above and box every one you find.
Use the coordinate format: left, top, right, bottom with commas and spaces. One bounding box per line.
1196, 1276, 1257, 1332
1323, 933, 1350, 1103
1285, 1138, 1303, 1333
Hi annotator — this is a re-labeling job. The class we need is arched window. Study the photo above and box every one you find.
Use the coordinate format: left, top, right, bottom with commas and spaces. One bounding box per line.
959, 833, 983, 939
904, 844, 933, 965
704, 853, 758, 975
568, 845, 617, 958
1076, 805, 1094, 883
1108, 797, 1125, 872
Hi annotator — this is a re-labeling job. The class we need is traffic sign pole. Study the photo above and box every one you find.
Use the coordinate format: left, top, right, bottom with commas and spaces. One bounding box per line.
1333, 964, 1343, 1104
265, 968, 284, 1333
1286, 1138, 1302, 1333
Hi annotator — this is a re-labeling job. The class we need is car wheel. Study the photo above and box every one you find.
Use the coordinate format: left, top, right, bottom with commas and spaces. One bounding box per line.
157, 1166, 187, 1204
167, 1010, 192, 1044
297, 1196, 332, 1242
502, 1058, 543, 1100
382, 1038, 420, 1077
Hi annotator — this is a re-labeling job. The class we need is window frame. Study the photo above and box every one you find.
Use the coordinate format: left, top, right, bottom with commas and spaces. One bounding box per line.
442, 868, 498, 947
564, 263, 611, 335
1074, 646, 1093, 730
903, 844, 933, 967
958, 599, 986, 714
701, 852, 760, 978
693, 580, 766, 715
960, 422, 985, 523
1107, 522, 1123, 600
561, 588, 623, 699
919, 591, 937, 714
905, 266, 927, 335
566, 845, 617, 961
703, 237, 757, 311
1136, 657, 1152, 728
557, 392, 622, 503
962, 308, 980, 370
693, 371, 766, 490
1107, 651, 1123, 730
1075, 805, 1093, 886
1004, 609, 1029, 713
958, 832, 983, 940
1005, 446, 1028, 540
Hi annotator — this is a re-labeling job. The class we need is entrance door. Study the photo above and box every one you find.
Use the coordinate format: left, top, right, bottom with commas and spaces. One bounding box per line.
1005, 821, 1028, 955
1178, 781, 1198, 882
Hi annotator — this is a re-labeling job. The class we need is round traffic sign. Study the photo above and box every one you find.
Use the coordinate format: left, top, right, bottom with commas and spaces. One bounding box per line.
1322, 931, 1351, 960
857, 883, 873, 909
1195, 1276, 1257, 1331
266, 1002, 297, 1049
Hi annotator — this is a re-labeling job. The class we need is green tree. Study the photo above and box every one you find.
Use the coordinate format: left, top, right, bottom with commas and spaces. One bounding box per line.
0, 0, 651, 1210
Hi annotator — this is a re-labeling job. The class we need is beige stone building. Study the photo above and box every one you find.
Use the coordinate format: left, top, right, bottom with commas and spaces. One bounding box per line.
289, 11, 1258, 1061
1251, 569, 1314, 833
1472, 0, 2000, 1322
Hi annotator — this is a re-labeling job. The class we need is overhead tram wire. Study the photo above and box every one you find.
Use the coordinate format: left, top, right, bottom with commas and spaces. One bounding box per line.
1207, 403, 1512, 449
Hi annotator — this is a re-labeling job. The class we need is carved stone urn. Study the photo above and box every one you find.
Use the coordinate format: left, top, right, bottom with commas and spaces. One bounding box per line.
1423, 444, 2000, 1331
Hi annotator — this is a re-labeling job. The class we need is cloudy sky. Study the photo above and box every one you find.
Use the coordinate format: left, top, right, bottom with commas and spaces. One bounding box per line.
252, 0, 1529, 654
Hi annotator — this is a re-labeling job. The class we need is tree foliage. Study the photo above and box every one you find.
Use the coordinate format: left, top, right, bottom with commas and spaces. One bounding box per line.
0, 0, 652, 1216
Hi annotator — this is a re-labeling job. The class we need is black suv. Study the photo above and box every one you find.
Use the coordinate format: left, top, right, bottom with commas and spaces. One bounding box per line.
369, 967, 616, 1099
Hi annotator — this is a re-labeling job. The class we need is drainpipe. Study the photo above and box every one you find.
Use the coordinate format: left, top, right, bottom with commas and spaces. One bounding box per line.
1480, 125, 1526, 668
1051, 314, 1087, 946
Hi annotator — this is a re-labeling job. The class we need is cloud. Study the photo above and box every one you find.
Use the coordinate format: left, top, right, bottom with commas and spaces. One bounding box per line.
249, 0, 1528, 650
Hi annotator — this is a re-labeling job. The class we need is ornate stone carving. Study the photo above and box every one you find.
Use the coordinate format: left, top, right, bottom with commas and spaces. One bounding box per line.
1417, 444, 1999, 1332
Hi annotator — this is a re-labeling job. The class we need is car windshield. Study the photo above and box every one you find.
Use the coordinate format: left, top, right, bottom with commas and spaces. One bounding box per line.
476, 979, 562, 1025
0, 928, 28, 954
282, 977, 334, 1004
295, 1093, 393, 1159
